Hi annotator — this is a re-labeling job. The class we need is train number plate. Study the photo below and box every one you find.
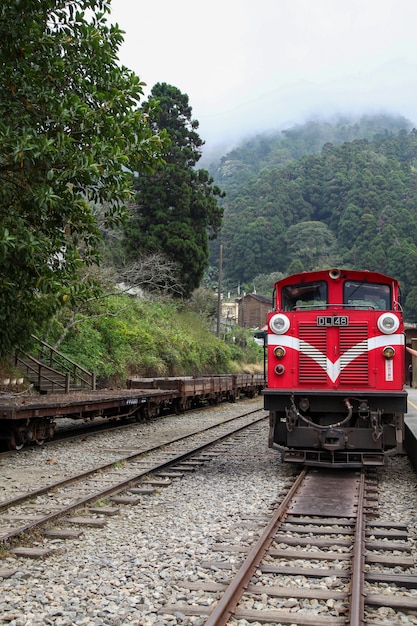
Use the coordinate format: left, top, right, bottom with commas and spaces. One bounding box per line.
316, 315, 349, 327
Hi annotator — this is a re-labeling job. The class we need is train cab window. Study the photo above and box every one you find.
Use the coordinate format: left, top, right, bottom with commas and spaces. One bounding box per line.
282, 281, 328, 311
343, 281, 391, 310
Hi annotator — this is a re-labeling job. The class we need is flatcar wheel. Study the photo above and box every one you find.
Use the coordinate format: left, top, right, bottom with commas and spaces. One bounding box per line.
35, 439, 45, 446
9, 430, 24, 451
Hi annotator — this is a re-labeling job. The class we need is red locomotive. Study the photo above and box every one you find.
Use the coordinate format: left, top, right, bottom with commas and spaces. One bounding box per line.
263, 268, 407, 467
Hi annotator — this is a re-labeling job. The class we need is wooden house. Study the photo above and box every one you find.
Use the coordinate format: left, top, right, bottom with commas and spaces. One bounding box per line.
237, 293, 271, 328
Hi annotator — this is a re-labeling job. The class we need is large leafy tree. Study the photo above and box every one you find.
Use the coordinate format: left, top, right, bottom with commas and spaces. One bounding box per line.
285, 221, 338, 269
0, 0, 164, 357
124, 83, 224, 297
224, 216, 287, 284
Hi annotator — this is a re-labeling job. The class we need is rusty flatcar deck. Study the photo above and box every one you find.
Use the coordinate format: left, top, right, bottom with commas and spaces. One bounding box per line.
0, 374, 265, 448
0, 387, 177, 421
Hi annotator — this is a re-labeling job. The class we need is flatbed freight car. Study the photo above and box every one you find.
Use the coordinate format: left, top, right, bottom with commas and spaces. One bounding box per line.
0, 374, 265, 449
127, 373, 265, 409
0, 387, 178, 449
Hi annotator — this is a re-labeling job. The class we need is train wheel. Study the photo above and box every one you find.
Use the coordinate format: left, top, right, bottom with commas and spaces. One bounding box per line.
35, 439, 45, 446
9, 430, 25, 451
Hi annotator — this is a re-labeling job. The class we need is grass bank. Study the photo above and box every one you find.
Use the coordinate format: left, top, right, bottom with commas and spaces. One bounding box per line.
43, 295, 264, 386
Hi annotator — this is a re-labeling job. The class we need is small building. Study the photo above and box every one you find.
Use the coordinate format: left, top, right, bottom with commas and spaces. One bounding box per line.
405, 323, 417, 349
221, 300, 239, 324
406, 323, 417, 387
237, 293, 271, 329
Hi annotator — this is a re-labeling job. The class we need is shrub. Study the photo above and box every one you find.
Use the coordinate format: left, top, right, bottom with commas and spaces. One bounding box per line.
41, 294, 263, 385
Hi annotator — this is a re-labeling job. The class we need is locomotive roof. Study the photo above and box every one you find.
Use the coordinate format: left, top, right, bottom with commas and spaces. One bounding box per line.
277, 268, 400, 287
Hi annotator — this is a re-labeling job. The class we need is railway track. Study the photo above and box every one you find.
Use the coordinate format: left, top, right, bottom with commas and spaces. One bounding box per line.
0, 402, 229, 457
160, 467, 417, 625
0, 408, 267, 552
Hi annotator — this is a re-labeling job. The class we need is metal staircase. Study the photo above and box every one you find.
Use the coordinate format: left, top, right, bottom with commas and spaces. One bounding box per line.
15, 336, 96, 394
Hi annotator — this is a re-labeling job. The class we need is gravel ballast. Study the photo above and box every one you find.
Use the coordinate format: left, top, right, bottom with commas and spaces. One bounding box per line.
0, 398, 416, 626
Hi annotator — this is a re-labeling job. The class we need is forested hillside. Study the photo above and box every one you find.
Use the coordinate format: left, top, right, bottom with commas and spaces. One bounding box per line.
212, 115, 413, 193
208, 116, 417, 321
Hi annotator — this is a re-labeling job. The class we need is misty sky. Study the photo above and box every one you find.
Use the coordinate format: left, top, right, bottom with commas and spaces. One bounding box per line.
109, 0, 417, 157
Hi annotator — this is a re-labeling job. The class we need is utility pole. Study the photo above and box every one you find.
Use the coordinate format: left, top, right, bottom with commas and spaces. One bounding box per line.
216, 244, 222, 338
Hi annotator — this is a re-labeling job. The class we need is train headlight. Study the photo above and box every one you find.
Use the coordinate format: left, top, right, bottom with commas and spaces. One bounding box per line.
273, 346, 286, 359
274, 364, 285, 375
382, 346, 395, 359
377, 313, 399, 335
270, 314, 290, 334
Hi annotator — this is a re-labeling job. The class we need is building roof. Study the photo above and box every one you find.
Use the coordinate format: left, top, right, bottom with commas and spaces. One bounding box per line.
238, 293, 271, 304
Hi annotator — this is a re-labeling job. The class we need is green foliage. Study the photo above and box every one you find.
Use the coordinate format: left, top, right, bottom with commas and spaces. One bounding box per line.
0, 0, 164, 356
287, 258, 305, 275
187, 287, 218, 325
211, 115, 413, 194
405, 287, 417, 322
123, 83, 225, 297
47, 295, 260, 384
223, 326, 264, 367
251, 272, 284, 298
285, 221, 338, 269
209, 118, 417, 319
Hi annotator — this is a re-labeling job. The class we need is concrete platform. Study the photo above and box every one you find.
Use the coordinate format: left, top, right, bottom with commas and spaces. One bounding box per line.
404, 387, 417, 472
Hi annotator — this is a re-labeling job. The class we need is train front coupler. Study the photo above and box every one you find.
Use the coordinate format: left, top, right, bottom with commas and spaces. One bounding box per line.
370, 409, 383, 441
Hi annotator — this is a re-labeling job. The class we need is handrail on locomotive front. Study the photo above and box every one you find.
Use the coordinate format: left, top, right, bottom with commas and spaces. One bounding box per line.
289, 303, 389, 311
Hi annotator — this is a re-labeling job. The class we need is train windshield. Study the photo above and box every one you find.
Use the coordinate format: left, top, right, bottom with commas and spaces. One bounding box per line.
343, 281, 391, 310
281, 281, 328, 310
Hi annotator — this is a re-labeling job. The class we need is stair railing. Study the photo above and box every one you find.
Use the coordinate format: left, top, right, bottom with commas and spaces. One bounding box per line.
15, 335, 96, 392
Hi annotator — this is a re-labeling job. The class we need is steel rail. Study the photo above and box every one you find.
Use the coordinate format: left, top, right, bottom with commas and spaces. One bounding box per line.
0, 408, 264, 512
0, 411, 267, 543
204, 467, 308, 626
349, 468, 366, 626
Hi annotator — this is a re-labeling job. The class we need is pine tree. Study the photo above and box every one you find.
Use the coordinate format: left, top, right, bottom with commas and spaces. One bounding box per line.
124, 83, 224, 297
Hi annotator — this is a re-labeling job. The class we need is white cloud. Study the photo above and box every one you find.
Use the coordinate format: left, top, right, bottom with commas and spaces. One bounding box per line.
109, 0, 417, 152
